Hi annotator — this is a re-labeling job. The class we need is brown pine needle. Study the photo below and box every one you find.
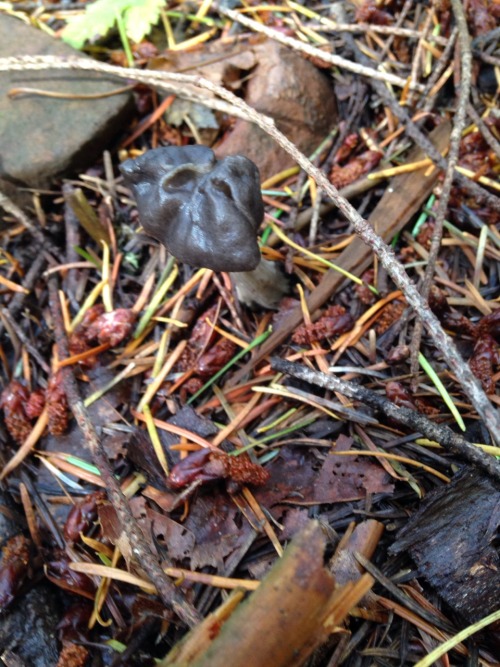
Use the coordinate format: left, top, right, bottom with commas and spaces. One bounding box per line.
0, 274, 29, 293
0, 408, 49, 480
330, 450, 450, 482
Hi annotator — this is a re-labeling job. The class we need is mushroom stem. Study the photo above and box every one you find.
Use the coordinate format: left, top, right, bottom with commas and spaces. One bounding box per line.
120, 146, 289, 309
230, 258, 289, 310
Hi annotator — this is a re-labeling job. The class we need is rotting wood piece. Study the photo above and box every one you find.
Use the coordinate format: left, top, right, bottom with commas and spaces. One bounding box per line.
160, 521, 373, 667
390, 467, 500, 649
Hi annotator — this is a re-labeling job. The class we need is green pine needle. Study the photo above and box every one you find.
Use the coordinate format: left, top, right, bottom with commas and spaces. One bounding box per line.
418, 352, 466, 431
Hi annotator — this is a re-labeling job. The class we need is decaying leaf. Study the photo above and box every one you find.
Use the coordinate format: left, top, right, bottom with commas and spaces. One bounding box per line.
255, 436, 394, 510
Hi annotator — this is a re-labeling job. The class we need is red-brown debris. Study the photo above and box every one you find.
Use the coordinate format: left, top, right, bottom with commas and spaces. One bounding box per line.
0, 534, 30, 612
63, 491, 107, 543
84, 308, 137, 347
385, 381, 440, 416
469, 334, 500, 394
375, 300, 406, 335
329, 150, 382, 189
0, 380, 32, 443
333, 133, 359, 164
25, 388, 46, 420
292, 305, 354, 344
355, 269, 376, 305
355, 0, 393, 25
195, 337, 237, 378
46, 370, 70, 436
168, 448, 270, 490
56, 643, 90, 667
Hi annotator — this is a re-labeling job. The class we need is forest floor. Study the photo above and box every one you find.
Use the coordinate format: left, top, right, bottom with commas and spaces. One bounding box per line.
1, 1, 500, 666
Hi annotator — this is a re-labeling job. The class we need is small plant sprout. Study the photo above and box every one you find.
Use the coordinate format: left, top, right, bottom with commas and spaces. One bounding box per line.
120, 145, 288, 309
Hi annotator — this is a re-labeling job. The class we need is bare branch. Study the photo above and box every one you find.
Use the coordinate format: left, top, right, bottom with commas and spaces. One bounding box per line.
271, 357, 500, 485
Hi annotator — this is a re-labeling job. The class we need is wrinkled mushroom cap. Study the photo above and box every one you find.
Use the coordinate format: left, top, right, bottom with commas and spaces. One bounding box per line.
120, 145, 264, 272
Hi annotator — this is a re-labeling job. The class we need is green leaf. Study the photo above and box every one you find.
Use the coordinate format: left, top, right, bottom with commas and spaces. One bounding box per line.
124, 0, 165, 43
62, 0, 165, 49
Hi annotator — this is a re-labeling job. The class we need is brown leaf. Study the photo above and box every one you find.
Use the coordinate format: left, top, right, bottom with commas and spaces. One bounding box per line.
255, 438, 393, 508
146, 509, 196, 562
184, 492, 254, 569
313, 452, 393, 503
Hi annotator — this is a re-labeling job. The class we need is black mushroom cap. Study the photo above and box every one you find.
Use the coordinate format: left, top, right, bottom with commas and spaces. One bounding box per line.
119, 145, 264, 272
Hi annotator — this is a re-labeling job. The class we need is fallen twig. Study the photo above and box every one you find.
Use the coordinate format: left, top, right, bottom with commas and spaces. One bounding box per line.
420, 27, 458, 108
47, 277, 200, 628
345, 38, 500, 212
271, 357, 500, 485
410, 0, 473, 381
161, 521, 373, 667
0, 252, 46, 339
219, 7, 423, 91
0, 308, 50, 373
467, 102, 500, 163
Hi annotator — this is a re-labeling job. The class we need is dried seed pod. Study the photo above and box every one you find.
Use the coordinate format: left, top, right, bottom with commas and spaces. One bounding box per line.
196, 338, 237, 379
292, 305, 354, 344
168, 448, 269, 490
428, 287, 477, 337
46, 371, 69, 436
329, 150, 382, 189
477, 309, 500, 339
63, 491, 107, 543
385, 345, 410, 365
0, 534, 30, 612
385, 381, 417, 411
84, 308, 136, 346
355, 269, 376, 305
385, 381, 439, 416
469, 334, 500, 394
56, 643, 89, 667
355, 0, 392, 25
45, 552, 95, 597
25, 389, 46, 420
0, 380, 32, 443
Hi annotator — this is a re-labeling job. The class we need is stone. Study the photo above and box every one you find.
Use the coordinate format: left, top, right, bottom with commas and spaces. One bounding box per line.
215, 40, 337, 181
0, 13, 134, 189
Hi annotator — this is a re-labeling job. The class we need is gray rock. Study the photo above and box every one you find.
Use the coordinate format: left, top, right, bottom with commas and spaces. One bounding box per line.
0, 14, 134, 189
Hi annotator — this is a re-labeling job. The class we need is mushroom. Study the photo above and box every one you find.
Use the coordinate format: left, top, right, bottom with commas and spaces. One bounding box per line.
119, 145, 288, 309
